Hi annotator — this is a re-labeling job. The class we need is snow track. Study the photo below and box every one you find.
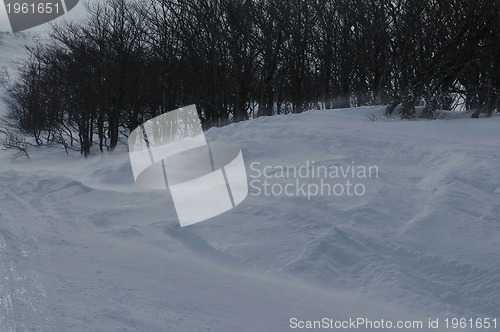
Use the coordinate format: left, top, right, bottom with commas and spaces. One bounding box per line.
0, 190, 52, 332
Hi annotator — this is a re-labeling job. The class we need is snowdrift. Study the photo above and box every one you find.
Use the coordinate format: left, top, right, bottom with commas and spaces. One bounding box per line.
1, 106, 499, 331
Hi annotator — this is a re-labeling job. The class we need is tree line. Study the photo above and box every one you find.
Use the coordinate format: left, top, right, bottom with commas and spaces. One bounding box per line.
3, 0, 499, 156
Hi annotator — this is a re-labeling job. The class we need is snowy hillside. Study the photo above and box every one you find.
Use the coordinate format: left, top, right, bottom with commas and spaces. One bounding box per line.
1, 106, 499, 331
1, 34, 500, 331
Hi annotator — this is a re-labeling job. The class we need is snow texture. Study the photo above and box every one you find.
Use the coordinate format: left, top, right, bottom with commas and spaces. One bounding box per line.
1, 34, 499, 331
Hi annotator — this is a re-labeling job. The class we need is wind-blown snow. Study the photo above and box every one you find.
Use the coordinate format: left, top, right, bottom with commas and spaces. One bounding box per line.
1, 34, 500, 331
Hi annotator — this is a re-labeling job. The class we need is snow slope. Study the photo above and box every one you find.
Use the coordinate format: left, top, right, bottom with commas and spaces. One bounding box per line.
1, 34, 500, 331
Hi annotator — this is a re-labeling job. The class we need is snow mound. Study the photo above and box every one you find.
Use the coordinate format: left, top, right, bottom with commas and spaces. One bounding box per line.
1, 106, 499, 330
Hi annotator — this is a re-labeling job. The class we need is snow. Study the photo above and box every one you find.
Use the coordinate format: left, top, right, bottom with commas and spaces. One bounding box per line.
1, 34, 500, 331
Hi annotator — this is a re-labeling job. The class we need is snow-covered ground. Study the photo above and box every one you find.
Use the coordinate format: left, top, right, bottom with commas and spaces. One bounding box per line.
1, 34, 500, 331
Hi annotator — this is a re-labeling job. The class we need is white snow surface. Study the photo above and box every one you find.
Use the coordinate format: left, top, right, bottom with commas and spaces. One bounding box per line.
1, 34, 500, 331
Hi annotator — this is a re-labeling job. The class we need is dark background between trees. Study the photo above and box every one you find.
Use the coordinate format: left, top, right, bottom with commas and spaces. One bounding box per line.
3, 0, 499, 156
